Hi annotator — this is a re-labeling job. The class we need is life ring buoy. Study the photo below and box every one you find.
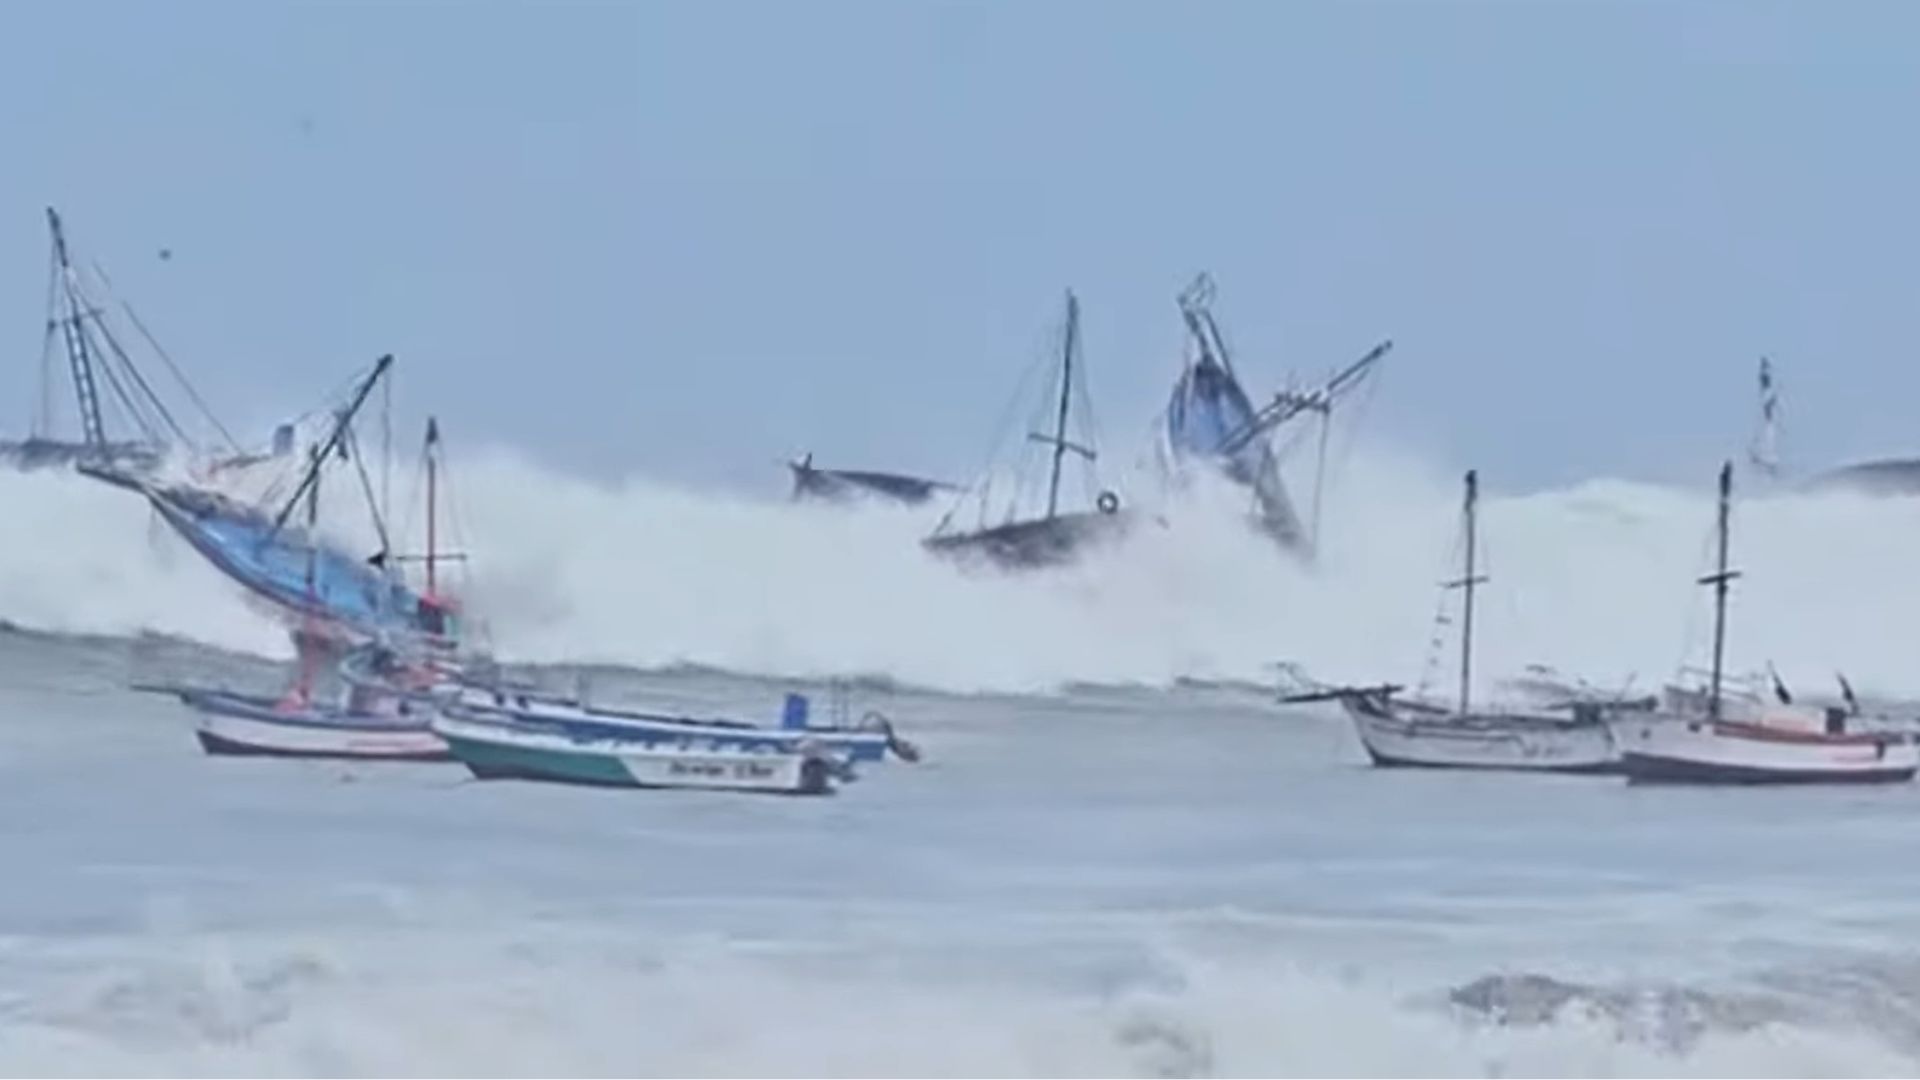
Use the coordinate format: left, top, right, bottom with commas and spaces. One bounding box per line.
1096, 491, 1121, 515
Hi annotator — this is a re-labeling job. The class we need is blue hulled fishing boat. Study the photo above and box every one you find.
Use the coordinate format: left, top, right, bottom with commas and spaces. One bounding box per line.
1161, 273, 1390, 556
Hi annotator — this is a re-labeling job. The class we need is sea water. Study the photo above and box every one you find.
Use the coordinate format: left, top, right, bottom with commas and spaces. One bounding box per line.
3, 458, 1919, 1075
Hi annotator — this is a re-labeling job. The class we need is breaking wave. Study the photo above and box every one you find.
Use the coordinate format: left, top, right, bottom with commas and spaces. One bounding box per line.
3, 925, 1914, 1076
4, 448, 1919, 697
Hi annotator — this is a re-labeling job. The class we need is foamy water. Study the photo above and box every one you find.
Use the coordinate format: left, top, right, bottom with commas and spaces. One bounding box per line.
5, 451, 1920, 699
1, 633, 1917, 1076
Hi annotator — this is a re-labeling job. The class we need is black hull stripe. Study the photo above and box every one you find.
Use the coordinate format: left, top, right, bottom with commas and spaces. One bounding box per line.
1622, 752, 1916, 785
196, 729, 452, 762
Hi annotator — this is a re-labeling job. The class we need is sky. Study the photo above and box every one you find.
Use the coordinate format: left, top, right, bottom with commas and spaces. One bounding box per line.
3, 0, 1917, 495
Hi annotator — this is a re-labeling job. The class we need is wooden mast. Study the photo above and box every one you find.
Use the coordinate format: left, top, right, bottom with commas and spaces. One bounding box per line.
1044, 291, 1078, 520
1700, 461, 1740, 721
1447, 469, 1489, 715
425, 417, 440, 599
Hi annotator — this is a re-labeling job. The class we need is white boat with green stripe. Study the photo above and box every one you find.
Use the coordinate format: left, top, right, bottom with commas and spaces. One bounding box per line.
432, 714, 845, 795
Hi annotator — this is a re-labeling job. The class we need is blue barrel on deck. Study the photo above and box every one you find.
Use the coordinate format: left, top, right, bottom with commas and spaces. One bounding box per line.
782, 693, 810, 729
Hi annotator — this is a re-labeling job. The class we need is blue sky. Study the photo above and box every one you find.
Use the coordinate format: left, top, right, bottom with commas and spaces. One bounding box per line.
4, 0, 1917, 493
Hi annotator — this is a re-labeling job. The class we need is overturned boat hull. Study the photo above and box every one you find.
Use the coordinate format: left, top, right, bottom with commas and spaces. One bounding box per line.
1341, 695, 1618, 773
434, 716, 839, 794
180, 688, 450, 761
1612, 716, 1918, 785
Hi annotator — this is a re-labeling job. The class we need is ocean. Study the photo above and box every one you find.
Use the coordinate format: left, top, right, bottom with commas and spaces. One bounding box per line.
2, 457, 1918, 1075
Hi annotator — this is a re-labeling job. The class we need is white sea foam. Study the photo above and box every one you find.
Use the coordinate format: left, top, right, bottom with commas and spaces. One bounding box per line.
3, 449, 1916, 698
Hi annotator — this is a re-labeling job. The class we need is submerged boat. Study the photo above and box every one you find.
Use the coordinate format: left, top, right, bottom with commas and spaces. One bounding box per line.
788, 453, 957, 507
1744, 357, 1920, 495
4, 208, 286, 483
925, 291, 1132, 570
434, 713, 843, 794
1613, 462, 1919, 785
1283, 470, 1620, 773
1161, 273, 1390, 555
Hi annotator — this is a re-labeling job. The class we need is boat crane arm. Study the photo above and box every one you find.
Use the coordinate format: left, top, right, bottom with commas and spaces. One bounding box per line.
267, 355, 393, 539
1219, 339, 1393, 456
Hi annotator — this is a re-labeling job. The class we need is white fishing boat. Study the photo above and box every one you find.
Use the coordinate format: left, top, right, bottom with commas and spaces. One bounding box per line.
1615, 462, 1919, 785
432, 714, 844, 795
1283, 470, 1620, 773
182, 686, 450, 761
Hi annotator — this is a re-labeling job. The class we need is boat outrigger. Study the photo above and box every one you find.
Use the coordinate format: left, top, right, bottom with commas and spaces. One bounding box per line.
1281, 470, 1623, 772
1161, 273, 1390, 555
925, 290, 1131, 570
1611, 462, 1919, 784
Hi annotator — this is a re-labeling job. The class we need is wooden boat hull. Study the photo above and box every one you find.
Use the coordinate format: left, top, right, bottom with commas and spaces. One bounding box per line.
433, 717, 838, 795
924, 508, 1133, 571
450, 695, 900, 763
1342, 698, 1618, 773
183, 689, 451, 761
1612, 716, 1919, 785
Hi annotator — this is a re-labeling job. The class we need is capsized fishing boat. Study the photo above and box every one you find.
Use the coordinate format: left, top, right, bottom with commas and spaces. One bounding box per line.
1613, 463, 1919, 784
1280, 470, 1622, 772
788, 452, 957, 507
433, 712, 845, 794
443, 689, 920, 765
3, 208, 291, 483
137, 418, 473, 762
92, 357, 456, 644
1160, 273, 1390, 556
925, 291, 1131, 570
1743, 356, 1920, 495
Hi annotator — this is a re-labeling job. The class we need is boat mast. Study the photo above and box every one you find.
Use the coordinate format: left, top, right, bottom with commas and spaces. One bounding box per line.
425, 416, 440, 598
1446, 469, 1489, 716
45, 209, 107, 449
1701, 461, 1740, 722
1045, 291, 1078, 520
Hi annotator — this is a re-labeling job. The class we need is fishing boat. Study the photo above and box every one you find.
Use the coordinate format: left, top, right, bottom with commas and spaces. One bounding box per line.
1743, 356, 1920, 495
788, 452, 957, 507
1282, 470, 1619, 772
91, 357, 455, 644
1160, 273, 1391, 555
433, 713, 844, 794
3, 208, 288, 482
443, 689, 919, 765
141, 419, 472, 762
1612, 463, 1919, 784
925, 291, 1131, 570
174, 685, 450, 761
